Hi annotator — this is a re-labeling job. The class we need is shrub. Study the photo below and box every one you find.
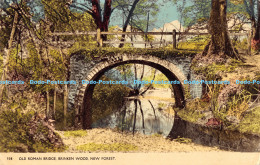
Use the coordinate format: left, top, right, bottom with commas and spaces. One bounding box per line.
0, 109, 65, 152
238, 107, 260, 134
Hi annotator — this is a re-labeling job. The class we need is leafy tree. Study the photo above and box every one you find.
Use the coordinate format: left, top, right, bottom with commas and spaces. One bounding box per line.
173, 0, 242, 59
174, 0, 248, 30
69, 0, 112, 41
0, 4, 19, 105
174, 0, 259, 51
175, 0, 211, 28
0, 0, 96, 126
114, 0, 159, 47
70, 0, 159, 44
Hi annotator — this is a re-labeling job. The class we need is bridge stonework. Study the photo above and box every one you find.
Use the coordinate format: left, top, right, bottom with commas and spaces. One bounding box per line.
68, 52, 201, 129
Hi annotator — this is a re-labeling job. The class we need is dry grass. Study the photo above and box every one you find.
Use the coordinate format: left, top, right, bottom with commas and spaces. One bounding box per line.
57, 128, 222, 153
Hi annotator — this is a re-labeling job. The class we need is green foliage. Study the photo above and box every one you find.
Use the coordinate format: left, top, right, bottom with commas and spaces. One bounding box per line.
20, 98, 28, 108
177, 35, 210, 51
174, 0, 248, 28
92, 76, 130, 122
0, 6, 14, 50
114, 64, 134, 81
190, 62, 259, 128
112, 0, 159, 31
64, 130, 87, 137
176, 106, 205, 123
0, 52, 2, 74
0, 110, 65, 152
219, 75, 259, 123
211, 97, 229, 126
192, 59, 242, 80
174, 136, 192, 143
237, 107, 260, 134
42, 0, 96, 31
121, 43, 133, 48
76, 143, 138, 152
8, 102, 20, 110
1, 0, 97, 92
232, 38, 248, 50
107, 26, 120, 42
151, 133, 163, 138
0, 109, 33, 152
143, 34, 155, 42
176, 98, 208, 123
185, 98, 211, 111
173, 0, 211, 27
157, 102, 167, 110
55, 109, 75, 131
226, 89, 251, 119
143, 69, 171, 89
243, 73, 260, 98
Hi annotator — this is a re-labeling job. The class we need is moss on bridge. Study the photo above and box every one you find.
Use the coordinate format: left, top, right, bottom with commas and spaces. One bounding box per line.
70, 47, 197, 61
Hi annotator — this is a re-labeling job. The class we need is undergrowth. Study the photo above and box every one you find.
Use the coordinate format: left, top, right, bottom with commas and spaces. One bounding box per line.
237, 107, 260, 134
0, 109, 65, 152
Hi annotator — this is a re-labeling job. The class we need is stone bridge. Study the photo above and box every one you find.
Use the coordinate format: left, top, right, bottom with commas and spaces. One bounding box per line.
68, 50, 202, 129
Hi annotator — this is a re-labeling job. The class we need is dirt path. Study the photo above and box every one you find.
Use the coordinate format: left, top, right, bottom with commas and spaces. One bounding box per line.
57, 128, 223, 153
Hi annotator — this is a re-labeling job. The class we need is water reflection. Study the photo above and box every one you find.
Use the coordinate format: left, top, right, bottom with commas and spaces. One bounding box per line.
92, 89, 175, 137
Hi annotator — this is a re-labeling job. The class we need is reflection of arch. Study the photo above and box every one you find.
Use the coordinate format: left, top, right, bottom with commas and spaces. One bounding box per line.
74, 54, 187, 129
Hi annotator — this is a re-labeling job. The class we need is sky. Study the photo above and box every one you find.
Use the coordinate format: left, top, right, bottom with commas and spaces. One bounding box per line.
110, 0, 181, 30
155, 1, 180, 28
0, 0, 188, 30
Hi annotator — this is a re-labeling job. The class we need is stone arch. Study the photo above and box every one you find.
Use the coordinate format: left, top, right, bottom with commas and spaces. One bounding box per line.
74, 54, 188, 129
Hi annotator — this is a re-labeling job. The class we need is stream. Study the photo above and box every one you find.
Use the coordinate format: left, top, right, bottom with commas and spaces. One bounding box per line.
92, 89, 175, 137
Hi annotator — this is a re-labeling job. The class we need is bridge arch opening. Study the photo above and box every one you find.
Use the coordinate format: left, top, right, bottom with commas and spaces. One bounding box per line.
75, 55, 187, 129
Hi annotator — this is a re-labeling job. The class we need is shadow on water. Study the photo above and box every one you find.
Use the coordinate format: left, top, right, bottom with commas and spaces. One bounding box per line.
92, 89, 175, 137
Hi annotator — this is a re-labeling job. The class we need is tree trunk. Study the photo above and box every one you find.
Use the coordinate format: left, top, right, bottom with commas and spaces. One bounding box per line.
255, 0, 260, 41
53, 84, 57, 120
243, 0, 259, 51
249, 0, 257, 38
46, 88, 50, 119
103, 0, 112, 32
119, 0, 140, 48
0, 11, 19, 106
203, 0, 238, 59
145, 11, 150, 48
91, 0, 112, 43
92, 0, 102, 29
63, 84, 68, 127
252, 0, 260, 50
